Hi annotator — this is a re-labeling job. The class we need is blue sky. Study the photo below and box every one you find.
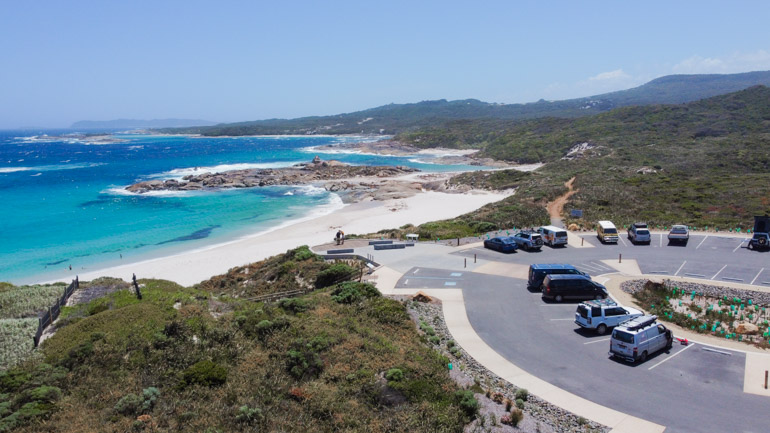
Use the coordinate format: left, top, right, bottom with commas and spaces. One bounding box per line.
1, 0, 769, 128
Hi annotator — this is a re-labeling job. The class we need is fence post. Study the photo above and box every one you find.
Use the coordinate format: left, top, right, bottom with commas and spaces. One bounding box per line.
133, 273, 142, 300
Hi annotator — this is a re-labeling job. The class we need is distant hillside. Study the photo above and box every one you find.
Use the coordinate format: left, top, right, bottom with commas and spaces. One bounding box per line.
71, 118, 217, 129
160, 71, 770, 136
406, 85, 770, 237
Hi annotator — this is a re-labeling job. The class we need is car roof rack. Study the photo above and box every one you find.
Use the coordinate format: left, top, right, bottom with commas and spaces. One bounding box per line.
633, 222, 648, 228
584, 299, 617, 307
622, 315, 657, 331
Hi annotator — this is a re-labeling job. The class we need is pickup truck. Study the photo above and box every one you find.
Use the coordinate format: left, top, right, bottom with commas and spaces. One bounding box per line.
667, 225, 689, 245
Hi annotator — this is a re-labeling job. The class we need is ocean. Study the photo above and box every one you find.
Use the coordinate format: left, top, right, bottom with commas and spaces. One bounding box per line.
0, 131, 483, 284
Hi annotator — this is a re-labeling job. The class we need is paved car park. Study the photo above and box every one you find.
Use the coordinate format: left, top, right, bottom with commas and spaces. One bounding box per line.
462, 274, 767, 433
354, 232, 770, 432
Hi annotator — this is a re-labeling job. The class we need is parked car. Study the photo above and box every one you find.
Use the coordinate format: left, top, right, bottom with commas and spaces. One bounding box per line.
541, 274, 607, 302
538, 225, 568, 247
483, 236, 518, 253
667, 225, 689, 245
609, 315, 673, 363
627, 222, 651, 244
512, 231, 544, 251
596, 221, 619, 244
527, 264, 588, 290
749, 216, 770, 251
575, 299, 643, 335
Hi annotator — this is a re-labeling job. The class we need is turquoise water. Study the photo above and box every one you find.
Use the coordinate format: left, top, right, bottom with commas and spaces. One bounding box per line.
0, 131, 484, 284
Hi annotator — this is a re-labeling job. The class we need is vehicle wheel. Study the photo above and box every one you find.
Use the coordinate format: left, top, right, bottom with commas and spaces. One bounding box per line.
639, 351, 648, 362
666, 340, 673, 350
596, 324, 607, 335
554, 295, 563, 303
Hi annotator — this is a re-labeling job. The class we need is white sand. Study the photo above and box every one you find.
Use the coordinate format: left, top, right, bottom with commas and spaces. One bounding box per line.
63, 190, 511, 286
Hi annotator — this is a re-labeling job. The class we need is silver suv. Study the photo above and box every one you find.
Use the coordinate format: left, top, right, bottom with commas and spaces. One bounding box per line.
627, 222, 651, 244
575, 299, 643, 335
609, 315, 673, 363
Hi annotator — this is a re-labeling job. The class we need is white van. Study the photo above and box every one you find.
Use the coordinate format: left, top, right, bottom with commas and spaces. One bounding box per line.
538, 225, 568, 247
609, 315, 673, 363
596, 220, 619, 243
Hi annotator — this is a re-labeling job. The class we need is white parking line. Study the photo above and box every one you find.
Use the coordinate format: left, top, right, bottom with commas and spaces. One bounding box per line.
648, 270, 668, 274
674, 260, 687, 276
733, 241, 745, 253
711, 265, 727, 280
590, 261, 613, 271
413, 269, 420, 274
695, 235, 709, 249
578, 263, 603, 272
684, 273, 706, 278
404, 279, 409, 285
584, 337, 611, 345
722, 277, 744, 282
618, 236, 628, 247
648, 342, 695, 370
751, 268, 765, 285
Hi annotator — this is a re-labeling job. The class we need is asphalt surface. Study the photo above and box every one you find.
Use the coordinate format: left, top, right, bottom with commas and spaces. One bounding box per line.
388, 233, 770, 433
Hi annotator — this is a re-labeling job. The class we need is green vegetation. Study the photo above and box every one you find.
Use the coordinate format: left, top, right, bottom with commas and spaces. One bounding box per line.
0, 282, 73, 370
160, 72, 770, 136
0, 247, 472, 432
420, 86, 770, 230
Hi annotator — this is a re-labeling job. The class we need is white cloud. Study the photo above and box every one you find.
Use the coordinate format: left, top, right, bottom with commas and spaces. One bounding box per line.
673, 50, 770, 74
588, 69, 631, 82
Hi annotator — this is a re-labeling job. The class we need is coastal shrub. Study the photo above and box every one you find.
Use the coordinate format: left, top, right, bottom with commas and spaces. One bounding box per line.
114, 393, 142, 416
330, 282, 380, 304
429, 336, 440, 344
385, 368, 404, 382
141, 387, 160, 412
515, 398, 525, 409
315, 263, 356, 288
0, 318, 38, 370
366, 297, 408, 325
278, 298, 310, 314
454, 390, 479, 418
515, 388, 528, 401
492, 392, 504, 404
235, 405, 263, 424
505, 399, 512, 411
293, 245, 317, 262
502, 408, 524, 426
181, 360, 228, 388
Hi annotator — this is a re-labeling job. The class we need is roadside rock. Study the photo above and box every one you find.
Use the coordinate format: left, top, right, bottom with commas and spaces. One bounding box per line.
736, 322, 759, 335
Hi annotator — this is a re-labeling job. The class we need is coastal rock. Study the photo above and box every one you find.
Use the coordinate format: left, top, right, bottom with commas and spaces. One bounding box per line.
125, 157, 420, 194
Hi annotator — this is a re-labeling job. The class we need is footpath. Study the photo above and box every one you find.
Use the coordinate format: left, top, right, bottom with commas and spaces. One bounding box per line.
371, 251, 665, 433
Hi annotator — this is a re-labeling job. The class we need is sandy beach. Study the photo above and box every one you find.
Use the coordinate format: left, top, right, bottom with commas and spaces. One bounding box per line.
59, 189, 511, 286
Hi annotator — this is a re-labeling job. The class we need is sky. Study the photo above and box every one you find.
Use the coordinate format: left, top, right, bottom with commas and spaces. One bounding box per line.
1, 0, 769, 128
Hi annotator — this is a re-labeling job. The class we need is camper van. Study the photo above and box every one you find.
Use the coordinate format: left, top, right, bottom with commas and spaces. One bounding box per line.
596, 221, 619, 244
538, 225, 568, 247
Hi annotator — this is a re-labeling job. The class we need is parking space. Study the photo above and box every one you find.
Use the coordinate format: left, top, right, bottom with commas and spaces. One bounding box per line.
463, 279, 767, 433
695, 234, 746, 252
394, 267, 517, 290
572, 260, 614, 276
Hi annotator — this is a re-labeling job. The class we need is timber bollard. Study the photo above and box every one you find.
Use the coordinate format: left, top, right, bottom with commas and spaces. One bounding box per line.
765, 370, 768, 389
581, 238, 584, 246
457, 238, 460, 246
464, 258, 467, 268
619, 254, 622, 263
474, 253, 476, 263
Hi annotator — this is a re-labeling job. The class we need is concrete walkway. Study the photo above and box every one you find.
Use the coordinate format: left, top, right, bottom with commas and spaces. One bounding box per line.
372, 265, 665, 433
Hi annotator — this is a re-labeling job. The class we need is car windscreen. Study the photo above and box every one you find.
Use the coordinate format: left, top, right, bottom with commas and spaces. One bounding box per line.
612, 330, 634, 344
604, 228, 617, 234
501, 238, 516, 244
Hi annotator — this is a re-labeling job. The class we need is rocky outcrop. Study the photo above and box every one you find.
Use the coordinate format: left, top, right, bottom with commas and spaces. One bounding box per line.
126, 157, 420, 194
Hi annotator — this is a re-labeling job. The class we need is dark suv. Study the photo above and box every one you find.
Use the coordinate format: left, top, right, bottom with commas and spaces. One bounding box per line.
541, 274, 608, 302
